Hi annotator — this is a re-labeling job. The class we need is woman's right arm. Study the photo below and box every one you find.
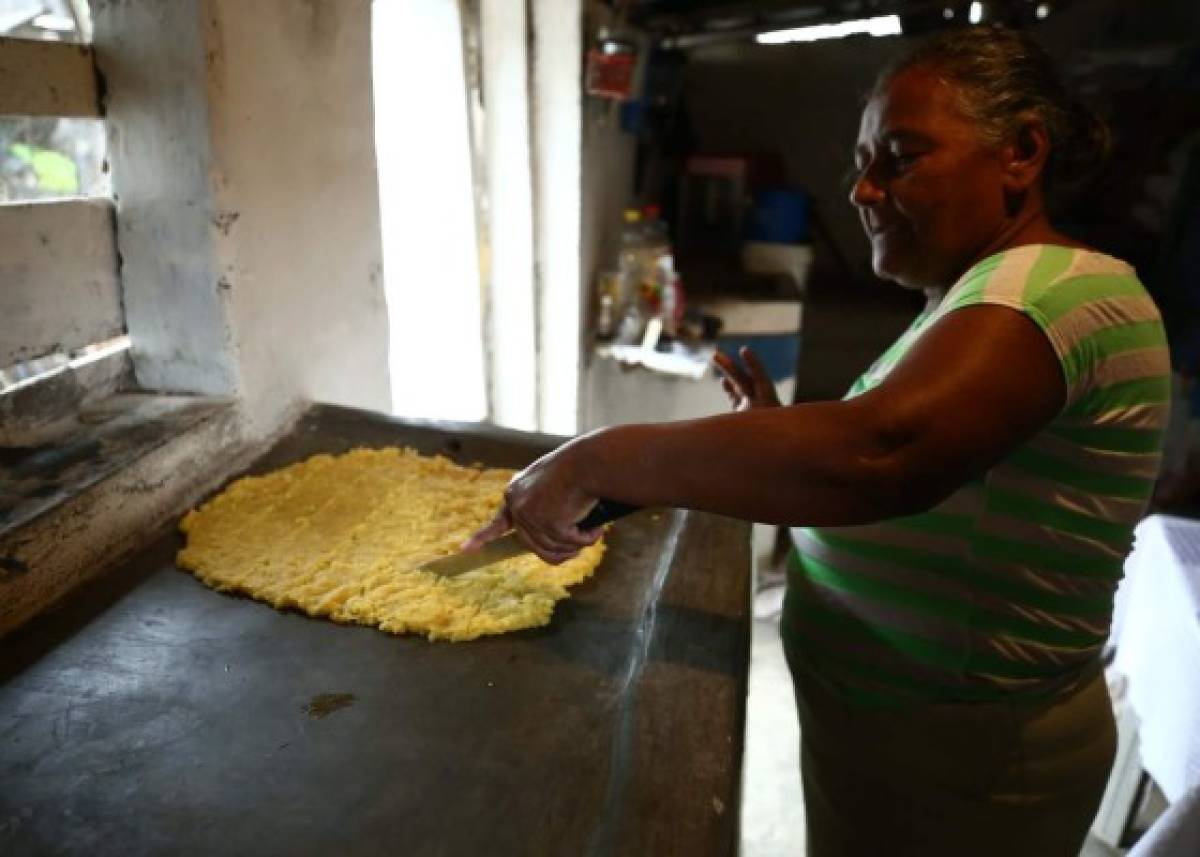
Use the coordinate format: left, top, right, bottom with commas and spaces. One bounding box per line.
468, 304, 1065, 561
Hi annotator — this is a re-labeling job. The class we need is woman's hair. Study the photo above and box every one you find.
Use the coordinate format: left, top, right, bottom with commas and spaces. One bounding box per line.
876, 26, 1111, 192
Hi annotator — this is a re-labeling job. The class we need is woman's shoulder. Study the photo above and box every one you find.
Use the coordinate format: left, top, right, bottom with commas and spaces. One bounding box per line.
948, 243, 1150, 314
941, 243, 1167, 404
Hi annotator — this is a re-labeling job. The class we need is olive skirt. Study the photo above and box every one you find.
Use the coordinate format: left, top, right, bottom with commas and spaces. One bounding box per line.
783, 638, 1116, 857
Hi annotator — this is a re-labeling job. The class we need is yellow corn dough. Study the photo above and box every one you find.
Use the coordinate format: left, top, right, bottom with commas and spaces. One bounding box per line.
177, 447, 606, 641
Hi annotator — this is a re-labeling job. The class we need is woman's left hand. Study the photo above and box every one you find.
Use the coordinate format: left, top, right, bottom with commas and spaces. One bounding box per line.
462, 443, 604, 564
713, 347, 782, 411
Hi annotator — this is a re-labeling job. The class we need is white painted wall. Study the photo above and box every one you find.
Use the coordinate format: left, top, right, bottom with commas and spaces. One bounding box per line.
94, 0, 391, 435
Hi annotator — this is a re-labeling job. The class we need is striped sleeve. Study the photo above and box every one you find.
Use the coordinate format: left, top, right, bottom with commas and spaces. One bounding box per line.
939, 245, 1169, 409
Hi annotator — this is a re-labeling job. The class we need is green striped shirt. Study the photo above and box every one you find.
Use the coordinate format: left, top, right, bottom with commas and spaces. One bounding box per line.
785, 244, 1171, 705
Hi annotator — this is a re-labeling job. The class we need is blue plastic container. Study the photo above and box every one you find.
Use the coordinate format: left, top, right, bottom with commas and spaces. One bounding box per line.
744, 189, 811, 244
716, 333, 801, 383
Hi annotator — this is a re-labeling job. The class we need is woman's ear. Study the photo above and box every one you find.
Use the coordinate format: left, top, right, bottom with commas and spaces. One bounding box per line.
1003, 115, 1051, 194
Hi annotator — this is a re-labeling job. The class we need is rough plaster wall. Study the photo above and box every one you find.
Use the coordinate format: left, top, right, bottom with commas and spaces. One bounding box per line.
207, 0, 391, 421
93, 0, 240, 399
93, 0, 391, 431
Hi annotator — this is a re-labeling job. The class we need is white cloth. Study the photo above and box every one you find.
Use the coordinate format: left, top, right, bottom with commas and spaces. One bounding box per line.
1128, 784, 1200, 857
595, 342, 715, 380
1112, 515, 1200, 803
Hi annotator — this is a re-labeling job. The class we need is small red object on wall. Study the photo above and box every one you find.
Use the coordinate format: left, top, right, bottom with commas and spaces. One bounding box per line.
586, 30, 638, 101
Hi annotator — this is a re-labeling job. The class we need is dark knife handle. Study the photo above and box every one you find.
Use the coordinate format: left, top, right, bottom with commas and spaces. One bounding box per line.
577, 499, 640, 530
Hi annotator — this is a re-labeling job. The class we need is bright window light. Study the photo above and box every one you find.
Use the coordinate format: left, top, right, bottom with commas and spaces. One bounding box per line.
969, 2, 983, 24
1036, 4, 1051, 19
756, 14, 902, 45
373, 0, 488, 422
33, 13, 75, 32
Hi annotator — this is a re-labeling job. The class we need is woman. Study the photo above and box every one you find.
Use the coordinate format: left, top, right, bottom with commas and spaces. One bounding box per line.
468, 26, 1171, 856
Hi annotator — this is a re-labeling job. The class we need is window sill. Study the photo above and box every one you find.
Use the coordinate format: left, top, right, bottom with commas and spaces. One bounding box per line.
0, 391, 259, 637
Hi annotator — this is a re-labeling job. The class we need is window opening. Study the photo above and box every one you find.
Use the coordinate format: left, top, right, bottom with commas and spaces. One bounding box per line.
1, 0, 119, 411
0, 116, 108, 202
1, 0, 105, 203
0, 0, 92, 43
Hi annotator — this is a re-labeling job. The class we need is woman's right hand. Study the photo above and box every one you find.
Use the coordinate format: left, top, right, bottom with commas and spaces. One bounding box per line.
713, 346, 782, 411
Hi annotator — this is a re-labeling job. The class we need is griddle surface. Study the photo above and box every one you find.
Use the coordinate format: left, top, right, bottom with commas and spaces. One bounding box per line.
1, 405, 751, 857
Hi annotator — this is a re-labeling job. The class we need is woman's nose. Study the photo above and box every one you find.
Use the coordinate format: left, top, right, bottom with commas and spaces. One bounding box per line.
849, 167, 885, 208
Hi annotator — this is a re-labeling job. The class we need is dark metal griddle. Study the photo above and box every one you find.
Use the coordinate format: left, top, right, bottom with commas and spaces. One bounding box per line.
0, 404, 752, 857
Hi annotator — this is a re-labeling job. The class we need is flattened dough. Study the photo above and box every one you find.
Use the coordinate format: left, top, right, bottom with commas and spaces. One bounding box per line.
177, 448, 605, 641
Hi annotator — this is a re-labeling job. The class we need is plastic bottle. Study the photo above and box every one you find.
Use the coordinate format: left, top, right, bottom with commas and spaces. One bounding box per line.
595, 293, 616, 341
615, 299, 645, 345
641, 204, 670, 262
617, 208, 646, 311
635, 205, 672, 314
657, 256, 682, 337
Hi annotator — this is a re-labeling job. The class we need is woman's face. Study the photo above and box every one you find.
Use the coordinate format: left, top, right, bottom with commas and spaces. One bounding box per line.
850, 66, 1011, 290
